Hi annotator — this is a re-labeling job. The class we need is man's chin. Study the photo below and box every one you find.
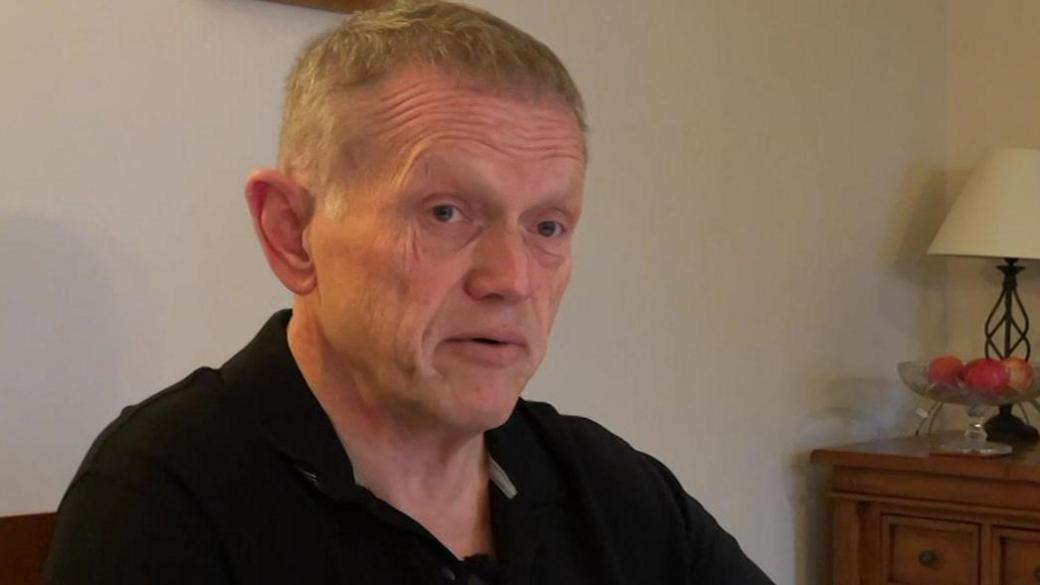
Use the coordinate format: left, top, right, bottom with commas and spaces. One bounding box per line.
450, 389, 521, 433
424, 366, 529, 432
476, 398, 520, 430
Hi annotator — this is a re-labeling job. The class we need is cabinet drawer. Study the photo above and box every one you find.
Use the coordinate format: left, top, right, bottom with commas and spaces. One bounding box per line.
993, 528, 1040, 585
881, 515, 979, 585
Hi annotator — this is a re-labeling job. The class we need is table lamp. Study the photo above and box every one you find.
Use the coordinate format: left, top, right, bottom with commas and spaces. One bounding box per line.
928, 147, 1040, 442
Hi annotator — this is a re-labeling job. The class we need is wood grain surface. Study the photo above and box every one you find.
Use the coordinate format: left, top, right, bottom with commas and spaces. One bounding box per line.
260, 0, 389, 13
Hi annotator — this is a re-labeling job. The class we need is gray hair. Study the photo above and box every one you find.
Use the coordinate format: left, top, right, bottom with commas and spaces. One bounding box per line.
277, 0, 587, 210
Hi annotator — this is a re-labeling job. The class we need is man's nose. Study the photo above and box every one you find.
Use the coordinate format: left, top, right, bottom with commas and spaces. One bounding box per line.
464, 226, 531, 303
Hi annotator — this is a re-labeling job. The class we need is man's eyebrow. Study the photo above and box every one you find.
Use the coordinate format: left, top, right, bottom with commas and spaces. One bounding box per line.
392, 154, 483, 199
539, 195, 584, 218
403, 153, 461, 183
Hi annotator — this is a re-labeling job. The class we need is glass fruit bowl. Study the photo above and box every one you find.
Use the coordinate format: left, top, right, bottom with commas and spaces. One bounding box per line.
898, 360, 1040, 456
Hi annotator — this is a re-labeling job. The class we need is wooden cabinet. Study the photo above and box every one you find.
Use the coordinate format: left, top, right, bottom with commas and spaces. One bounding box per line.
812, 433, 1040, 585
882, 515, 979, 585
993, 528, 1040, 585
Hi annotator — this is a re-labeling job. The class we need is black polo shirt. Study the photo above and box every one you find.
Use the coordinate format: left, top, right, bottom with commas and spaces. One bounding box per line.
45, 311, 773, 584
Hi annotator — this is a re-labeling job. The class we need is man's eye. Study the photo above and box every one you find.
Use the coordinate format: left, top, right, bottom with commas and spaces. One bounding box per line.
431, 204, 462, 223
536, 221, 565, 238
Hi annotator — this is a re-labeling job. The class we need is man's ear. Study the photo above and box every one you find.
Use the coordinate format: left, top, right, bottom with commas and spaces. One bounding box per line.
244, 169, 317, 295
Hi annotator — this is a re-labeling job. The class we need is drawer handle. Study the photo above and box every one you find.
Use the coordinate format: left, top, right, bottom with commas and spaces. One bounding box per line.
1034, 566, 1040, 582
918, 551, 938, 568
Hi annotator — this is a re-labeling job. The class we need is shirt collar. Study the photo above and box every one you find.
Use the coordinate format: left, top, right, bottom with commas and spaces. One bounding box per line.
219, 310, 563, 505
221, 310, 359, 500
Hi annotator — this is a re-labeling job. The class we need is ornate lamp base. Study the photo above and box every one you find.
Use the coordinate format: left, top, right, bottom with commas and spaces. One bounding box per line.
982, 258, 1038, 443
984, 405, 1039, 442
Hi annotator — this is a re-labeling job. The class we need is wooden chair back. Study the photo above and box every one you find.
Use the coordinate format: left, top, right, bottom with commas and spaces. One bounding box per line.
0, 513, 57, 585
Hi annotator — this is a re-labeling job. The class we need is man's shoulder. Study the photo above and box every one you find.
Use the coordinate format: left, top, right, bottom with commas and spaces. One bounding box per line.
517, 399, 639, 455
515, 400, 685, 501
78, 366, 251, 475
512, 400, 700, 570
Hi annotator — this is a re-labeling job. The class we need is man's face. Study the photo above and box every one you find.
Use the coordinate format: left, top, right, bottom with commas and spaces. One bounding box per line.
304, 67, 586, 434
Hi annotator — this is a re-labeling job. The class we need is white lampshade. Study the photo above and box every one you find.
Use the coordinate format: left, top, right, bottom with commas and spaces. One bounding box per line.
928, 148, 1040, 260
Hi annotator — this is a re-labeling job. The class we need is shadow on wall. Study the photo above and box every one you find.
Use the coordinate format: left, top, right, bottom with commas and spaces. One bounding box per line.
0, 214, 124, 514
882, 168, 949, 355
783, 168, 951, 584
786, 377, 889, 585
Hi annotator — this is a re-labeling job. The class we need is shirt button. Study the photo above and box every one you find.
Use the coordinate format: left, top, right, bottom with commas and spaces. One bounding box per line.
440, 567, 456, 581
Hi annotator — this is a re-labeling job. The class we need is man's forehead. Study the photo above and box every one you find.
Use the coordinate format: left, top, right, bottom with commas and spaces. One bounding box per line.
407, 146, 586, 199
348, 66, 587, 162
360, 65, 576, 119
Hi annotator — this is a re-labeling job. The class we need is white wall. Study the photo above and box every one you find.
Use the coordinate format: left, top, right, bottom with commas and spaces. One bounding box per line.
497, 2, 947, 582
1, 1, 951, 583
946, 0, 1040, 359
1, 0, 337, 510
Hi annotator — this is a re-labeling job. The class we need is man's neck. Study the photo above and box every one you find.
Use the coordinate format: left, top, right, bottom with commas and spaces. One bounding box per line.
286, 306, 494, 558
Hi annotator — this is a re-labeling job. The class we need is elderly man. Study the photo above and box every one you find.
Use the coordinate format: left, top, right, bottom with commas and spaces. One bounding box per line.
46, 1, 772, 583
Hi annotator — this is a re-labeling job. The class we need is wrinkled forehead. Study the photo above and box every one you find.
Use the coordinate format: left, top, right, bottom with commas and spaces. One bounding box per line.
340, 67, 587, 173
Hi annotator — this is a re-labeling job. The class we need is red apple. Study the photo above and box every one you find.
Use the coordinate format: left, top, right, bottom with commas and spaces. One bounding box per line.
963, 358, 1011, 393
1002, 357, 1034, 393
927, 355, 964, 386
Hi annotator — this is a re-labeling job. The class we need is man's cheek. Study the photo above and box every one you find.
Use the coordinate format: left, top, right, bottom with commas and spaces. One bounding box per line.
539, 268, 571, 316
402, 253, 464, 308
